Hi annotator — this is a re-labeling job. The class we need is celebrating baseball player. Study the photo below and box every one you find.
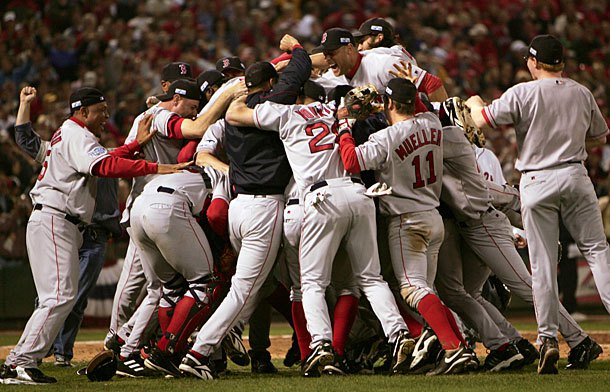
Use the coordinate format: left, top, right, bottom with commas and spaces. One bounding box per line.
466, 34, 609, 374
0, 86, 189, 385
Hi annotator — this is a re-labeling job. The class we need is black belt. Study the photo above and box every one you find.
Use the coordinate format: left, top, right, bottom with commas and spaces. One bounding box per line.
34, 204, 84, 227
310, 177, 362, 192
521, 160, 581, 174
157, 186, 175, 194
287, 199, 299, 206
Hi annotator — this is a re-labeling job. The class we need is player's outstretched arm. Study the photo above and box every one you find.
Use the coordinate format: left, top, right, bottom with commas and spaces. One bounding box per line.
195, 151, 229, 174
181, 81, 248, 138
15, 86, 49, 163
225, 96, 256, 127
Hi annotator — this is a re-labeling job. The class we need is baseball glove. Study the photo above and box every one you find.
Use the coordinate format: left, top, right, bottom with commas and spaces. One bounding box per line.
84, 350, 117, 382
442, 97, 486, 147
344, 84, 382, 120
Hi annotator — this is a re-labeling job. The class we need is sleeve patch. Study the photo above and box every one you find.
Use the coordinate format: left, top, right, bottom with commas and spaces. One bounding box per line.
88, 146, 108, 158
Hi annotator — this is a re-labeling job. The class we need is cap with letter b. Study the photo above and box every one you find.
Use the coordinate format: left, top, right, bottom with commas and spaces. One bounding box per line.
527, 35, 564, 65
312, 28, 355, 54
162, 62, 192, 82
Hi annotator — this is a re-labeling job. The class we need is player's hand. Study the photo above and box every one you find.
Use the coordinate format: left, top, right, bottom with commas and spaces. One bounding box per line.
146, 95, 160, 108
135, 114, 157, 146
20, 86, 37, 104
514, 234, 527, 249
227, 80, 248, 99
389, 60, 415, 83
157, 160, 193, 174
280, 34, 300, 52
465, 95, 487, 109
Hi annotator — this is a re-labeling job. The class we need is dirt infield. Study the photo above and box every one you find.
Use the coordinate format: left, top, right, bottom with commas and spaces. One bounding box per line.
2, 332, 610, 364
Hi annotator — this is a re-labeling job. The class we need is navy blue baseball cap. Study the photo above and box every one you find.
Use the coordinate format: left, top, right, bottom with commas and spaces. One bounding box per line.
385, 78, 417, 105
313, 28, 355, 54
528, 35, 564, 65
70, 87, 105, 112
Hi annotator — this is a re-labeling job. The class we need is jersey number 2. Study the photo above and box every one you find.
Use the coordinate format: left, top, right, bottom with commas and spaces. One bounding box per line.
38, 149, 51, 181
305, 123, 337, 153
411, 151, 437, 189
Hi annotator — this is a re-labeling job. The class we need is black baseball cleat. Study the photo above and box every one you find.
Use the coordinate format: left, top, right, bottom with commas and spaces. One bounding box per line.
484, 343, 524, 372
0, 365, 57, 384
390, 330, 416, 375
116, 353, 159, 378
144, 347, 183, 378
179, 353, 217, 380
323, 354, 361, 375
283, 338, 301, 368
537, 337, 559, 375
221, 327, 250, 367
426, 344, 472, 376
514, 338, 538, 367
409, 328, 438, 372
301, 341, 334, 378
566, 337, 603, 370
249, 350, 278, 374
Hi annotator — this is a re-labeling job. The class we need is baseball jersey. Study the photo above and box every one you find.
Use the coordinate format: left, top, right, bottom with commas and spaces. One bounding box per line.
315, 69, 349, 94
441, 126, 492, 222
198, 77, 243, 117
196, 119, 228, 162
354, 112, 443, 215
122, 105, 185, 223
140, 171, 208, 215
30, 117, 110, 223
475, 146, 507, 185
349, 48, 426, 92
253, 100, 348, 193
483, 77, 609, 171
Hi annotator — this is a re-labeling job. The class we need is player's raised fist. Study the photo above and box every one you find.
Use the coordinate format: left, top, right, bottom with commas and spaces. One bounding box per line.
280, 34, 300, 52
135, 113, 157, 146
20, 86, 37, 104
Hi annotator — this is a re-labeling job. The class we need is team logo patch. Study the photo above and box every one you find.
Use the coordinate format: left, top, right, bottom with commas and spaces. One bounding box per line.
371, 25, 383, 31
88, 146, 108, 158
223, 58, 230, 68
340, 37, 351, 43
200, 81, 209, 92
71, 100, 82, 109
529, 47, 537, 56
175, 88, 187, 95
179, 63, 188, 75
321, 32, 327, 43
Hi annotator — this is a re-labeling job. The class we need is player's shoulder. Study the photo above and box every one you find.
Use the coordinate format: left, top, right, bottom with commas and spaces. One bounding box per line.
441, 125, 469, 144
60, 118, 96, 141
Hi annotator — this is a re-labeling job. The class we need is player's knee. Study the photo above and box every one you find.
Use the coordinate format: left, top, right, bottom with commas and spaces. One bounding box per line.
400, 285, 432, 309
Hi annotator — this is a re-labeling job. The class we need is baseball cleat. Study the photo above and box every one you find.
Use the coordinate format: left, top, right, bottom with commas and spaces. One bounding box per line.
179, 353, 217, 380
221, 327, 250, 367
249, 350, 278, 374
426, 344, 472, 376
301, 341, 334, 378
323, 354, 361, 375
537, 337, 559, 375
144, 348, 182, 378
484, 343, 524, 372
515, 338, 538, 367
116, 353, 158, 378
391, 330, 416, 375
0, 365, 57, 384
410, 328, 438, 371
283, 339, 301, 368
566, 336, 603, 370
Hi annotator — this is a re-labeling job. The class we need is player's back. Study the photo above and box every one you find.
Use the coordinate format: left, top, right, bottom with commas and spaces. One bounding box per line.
253, 101, 347, 194
352, 49, 426, 92
141, 171, 209, 215
367, 112, 443, 216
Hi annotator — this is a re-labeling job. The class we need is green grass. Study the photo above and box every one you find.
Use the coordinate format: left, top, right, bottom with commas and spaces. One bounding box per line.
2, 360, 610, 391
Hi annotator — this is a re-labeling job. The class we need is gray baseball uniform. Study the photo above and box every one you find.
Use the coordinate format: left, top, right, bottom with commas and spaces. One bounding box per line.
251, 100, 407, 346
483, 76, 610, 340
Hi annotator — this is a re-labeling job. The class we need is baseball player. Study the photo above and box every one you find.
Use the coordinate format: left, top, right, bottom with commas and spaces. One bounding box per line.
467, 34, 609, 374
216, 56, 246, 79
0, 87, 188, 385
224, 84, 416, 377
107, 79, 246, 376
13, 87, 121, 368
179, 35, 312, 380
337, 78, 473, 376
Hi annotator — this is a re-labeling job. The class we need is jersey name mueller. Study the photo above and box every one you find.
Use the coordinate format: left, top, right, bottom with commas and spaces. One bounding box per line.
355, 112, 443, 216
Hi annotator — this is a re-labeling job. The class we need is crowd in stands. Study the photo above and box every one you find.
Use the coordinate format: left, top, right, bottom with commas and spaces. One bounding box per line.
1, 0, 609, 260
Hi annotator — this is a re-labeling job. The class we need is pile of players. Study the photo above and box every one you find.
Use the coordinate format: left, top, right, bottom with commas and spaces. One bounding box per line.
2, 17, 607, 385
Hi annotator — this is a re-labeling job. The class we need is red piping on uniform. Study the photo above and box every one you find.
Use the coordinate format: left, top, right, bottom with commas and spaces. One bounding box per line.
69, 116, 87, 128
482, 108, 495, 128
398, 218, 411, 286
338, 133, 361, 173
345, 53, 363, 80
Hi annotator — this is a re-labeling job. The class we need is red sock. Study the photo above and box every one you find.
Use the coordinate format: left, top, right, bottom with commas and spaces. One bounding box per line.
442, 304, 467, 346
332, 295, 358, 356
417, 294, 462, 350
291, 301, 311, 361
397, 302, 423, 338
267, 283, 294, 327
158, 296, 201, 354
158, 306, 173, 335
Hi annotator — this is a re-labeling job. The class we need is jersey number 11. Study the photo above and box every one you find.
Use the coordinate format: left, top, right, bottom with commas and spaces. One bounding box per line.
412, 151, 437, 189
